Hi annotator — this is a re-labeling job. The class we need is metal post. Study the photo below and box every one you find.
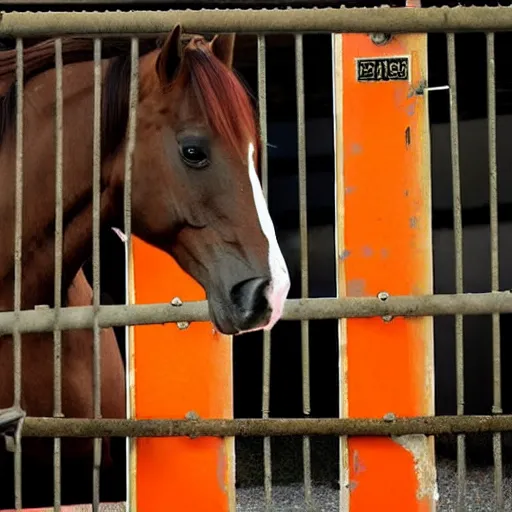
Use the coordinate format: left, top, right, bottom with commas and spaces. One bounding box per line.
333, 28, 437, 511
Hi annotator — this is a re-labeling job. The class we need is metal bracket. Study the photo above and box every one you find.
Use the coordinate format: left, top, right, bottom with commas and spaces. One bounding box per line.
0, 406, 26, 453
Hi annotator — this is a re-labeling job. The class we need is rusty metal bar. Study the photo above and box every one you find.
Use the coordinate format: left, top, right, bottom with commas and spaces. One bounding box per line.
257, 33, 273, 512
92, 36, 102, 512
5, 292, 512, 335
4, 8, 512, 36
447, 31, 466, 512
124, 37, 138, 276
13, 36, 24, 512
53, 36, 64, 512
18, 414, 512, 438
294, 32, 313, 511
486, 30, 504, 512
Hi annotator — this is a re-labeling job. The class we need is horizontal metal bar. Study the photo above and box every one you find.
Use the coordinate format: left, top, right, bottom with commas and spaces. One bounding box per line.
1, 7, 512, 37
19, 414, 512, 438
2, 291, 512, 335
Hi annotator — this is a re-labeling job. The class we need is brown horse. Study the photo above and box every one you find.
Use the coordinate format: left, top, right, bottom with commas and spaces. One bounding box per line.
0, 25, 290, 509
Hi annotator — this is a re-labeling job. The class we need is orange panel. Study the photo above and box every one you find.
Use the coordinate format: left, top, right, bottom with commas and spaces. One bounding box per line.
130, 237, 234, 512
334, 32, 436, 511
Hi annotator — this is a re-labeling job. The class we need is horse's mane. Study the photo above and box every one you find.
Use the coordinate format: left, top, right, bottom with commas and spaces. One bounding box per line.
0, 34, 259, 165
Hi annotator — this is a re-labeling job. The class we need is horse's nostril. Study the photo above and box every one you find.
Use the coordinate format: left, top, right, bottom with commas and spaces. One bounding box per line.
230, 277, 270, 329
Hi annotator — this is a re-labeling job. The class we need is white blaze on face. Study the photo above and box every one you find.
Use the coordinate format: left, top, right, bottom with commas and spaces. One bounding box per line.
247, 142, 291, 330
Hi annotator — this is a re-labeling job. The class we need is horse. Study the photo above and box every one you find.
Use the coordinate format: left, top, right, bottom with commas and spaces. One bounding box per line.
0, 25, 290, 509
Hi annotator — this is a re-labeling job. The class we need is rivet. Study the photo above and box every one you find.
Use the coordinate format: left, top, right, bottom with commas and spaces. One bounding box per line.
370, 33, 392, 46
383, 412, 396, 422
185, 411, 200, 421
171, 297, 183, 307
377, 291, 389, 302
177, 321, 189, 330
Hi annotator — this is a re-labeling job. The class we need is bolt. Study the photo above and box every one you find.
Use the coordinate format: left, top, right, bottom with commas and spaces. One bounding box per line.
171, 297, 183, 307
177, 321, 189, 330
382, 315, 393, 323
377, 291, 389, 301
185, 411, 200, 421
370, 33, 392, 46
383, 412, 396, 422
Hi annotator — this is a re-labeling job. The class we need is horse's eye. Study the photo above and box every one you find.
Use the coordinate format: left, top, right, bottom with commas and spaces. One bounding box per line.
180, 144, 209, 169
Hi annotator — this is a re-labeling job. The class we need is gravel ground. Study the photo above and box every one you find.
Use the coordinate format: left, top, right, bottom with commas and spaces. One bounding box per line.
236, 458, 512, 511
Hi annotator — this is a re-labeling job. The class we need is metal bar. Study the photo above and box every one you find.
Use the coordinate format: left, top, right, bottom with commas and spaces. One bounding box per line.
487, 30, 504, 512
124, 37, 138, 279
18, 414, 512, 438
4, 8, 512, 37
6, 292, 512, 334
294, 32, 313, 511
123, 35, 138, 512
447, 32, 466, 512
92, 36, 102, 512
257, 33, 273, 512
53, 36, 64, 512
13, 36, 24, 512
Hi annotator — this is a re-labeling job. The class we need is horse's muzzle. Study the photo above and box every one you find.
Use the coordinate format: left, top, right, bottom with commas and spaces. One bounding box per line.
229, 277, 271, 332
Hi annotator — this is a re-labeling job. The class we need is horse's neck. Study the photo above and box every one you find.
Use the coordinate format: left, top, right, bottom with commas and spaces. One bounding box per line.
0, 58, 116, 310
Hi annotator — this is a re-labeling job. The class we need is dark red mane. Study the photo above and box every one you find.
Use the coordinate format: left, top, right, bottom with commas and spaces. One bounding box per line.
180, 39, 259, 164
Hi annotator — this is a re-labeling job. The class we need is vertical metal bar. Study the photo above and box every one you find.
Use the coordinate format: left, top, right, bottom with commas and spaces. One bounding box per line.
92, 37, 102, 512
257, 34, 273, 512
486, 31, 504, 512
295, 33, 313, 510
13, 36, 24, 512
447, 32, 466, 512
124, 37, 138, 290
53, 36, 64, 512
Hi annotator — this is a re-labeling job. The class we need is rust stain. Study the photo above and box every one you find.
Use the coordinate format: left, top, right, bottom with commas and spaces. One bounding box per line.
405, 126, 411, 148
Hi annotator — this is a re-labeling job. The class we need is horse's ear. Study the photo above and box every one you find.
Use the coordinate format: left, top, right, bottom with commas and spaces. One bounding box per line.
210, 34, 236, 69
156, 24, 182, 85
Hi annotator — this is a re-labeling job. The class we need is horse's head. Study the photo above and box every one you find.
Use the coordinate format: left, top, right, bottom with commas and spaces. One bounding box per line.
123, 25, 290, 335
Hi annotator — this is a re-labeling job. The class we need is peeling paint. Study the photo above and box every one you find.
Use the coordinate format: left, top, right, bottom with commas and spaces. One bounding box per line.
347, 480, 358, 492
339, 249, 351, 261
381, 248, 389, 259
409, 216, 418, 229
392, 434, 438, 502
404, 189, 410, 197
352, 449, 366, 474
345, 185, 357, 195
407, 102, 416, 117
